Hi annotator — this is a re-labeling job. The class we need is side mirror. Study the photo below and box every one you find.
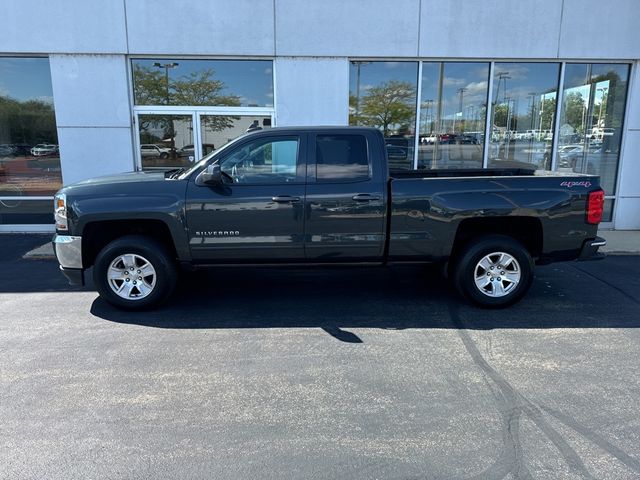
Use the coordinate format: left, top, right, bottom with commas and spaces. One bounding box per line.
197, 164, 223, 185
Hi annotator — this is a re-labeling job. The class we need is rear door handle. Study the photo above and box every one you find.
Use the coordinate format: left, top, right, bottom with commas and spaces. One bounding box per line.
272, 195, 301, 203
352, 194, 381, 202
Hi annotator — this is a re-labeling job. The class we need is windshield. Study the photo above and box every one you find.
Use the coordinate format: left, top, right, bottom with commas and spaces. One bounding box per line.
177, 133, 250, 180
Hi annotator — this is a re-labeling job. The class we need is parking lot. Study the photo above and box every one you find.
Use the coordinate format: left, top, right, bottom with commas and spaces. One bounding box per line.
1, 234, 640, 479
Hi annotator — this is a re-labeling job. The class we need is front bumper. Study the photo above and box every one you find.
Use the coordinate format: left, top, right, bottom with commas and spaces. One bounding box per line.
578, 236, 607, 261
52, 234, 85, 286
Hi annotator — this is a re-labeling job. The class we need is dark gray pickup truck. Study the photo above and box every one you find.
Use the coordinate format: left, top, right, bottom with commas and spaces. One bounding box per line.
52, 127, 606, 309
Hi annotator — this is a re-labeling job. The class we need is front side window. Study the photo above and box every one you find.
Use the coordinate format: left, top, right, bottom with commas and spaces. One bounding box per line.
220, 137, 299, 184
316, 134, 370, 182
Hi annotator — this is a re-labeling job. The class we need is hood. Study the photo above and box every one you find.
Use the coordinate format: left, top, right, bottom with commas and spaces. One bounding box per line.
71, 171, 168, 187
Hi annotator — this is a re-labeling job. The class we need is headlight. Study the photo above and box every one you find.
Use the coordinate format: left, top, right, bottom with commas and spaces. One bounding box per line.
54, 193, 67, 231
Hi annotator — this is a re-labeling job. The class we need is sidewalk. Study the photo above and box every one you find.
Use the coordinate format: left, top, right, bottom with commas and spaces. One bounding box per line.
598, 230, 640, 254
19, 230, 640, 259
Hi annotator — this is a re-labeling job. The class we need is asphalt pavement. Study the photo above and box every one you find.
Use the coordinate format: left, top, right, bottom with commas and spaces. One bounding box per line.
1, 234, 640, 479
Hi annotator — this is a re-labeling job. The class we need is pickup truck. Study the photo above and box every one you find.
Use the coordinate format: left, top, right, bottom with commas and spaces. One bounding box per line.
52, 126, 606, 310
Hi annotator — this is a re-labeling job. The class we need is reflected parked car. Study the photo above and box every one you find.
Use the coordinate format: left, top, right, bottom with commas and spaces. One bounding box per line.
177, 143, 216, 159
140, 144, 171, 159
30, 144, 59, 156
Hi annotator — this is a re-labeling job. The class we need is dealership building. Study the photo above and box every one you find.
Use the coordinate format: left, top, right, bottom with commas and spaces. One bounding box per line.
1, 0, 639, 230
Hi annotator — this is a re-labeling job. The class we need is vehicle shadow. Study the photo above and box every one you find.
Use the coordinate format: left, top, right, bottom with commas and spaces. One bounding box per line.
89, 262, 640, 331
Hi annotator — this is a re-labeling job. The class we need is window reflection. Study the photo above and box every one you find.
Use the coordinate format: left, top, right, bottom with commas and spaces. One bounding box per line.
349, 61, 418, 170
556, 64, 629, 196
139, 114, 272, 170
132, 59, 274, 107
138, 114, 193, 169
0, 57, 62, 224
419, 62, 489, 169
488, 63, 560, 170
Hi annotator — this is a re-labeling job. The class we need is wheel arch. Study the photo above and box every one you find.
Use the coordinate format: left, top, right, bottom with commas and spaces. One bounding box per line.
450, 216, 543, 262
82, 219, 179, 269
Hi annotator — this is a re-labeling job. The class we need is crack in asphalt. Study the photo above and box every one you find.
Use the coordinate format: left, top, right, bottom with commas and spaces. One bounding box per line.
448, 304, 639, 480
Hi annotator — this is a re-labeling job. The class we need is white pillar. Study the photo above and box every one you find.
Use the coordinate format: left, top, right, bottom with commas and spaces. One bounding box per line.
49, 54, 135, 186
614, 60, 640, 230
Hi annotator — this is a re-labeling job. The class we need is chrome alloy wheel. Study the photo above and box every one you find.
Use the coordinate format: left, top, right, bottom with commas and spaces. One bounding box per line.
473, 251, 521, 298
107, 254, 157, 300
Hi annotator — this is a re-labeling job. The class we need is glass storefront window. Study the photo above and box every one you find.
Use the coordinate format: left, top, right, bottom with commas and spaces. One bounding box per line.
488, 63, 560, 170
555, 63, 630, 196
200, 115, 271, 159
419, 62, 489, 169
138, 114, 194, 169
0, 57, 62, 224
137, 114, 272, 170
132, 59, 274, 108
349, 61, 418, 170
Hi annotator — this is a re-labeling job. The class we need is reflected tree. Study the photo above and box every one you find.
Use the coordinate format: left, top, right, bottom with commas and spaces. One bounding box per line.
0, 96, 57, 145
133, 66, 242, 142
564, 92, 587, 133
358, 81, 415, 136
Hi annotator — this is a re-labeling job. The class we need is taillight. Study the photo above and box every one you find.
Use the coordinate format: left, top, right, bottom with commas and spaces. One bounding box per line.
587, 189, 605, 225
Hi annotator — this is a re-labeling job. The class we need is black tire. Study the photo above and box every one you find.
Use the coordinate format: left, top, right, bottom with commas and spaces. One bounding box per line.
452, 235, 534, 308
93, 235, 177, 310
160, 152, 169, 159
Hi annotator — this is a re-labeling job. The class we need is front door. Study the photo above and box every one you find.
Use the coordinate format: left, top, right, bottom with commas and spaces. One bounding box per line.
186, 133, 306, 262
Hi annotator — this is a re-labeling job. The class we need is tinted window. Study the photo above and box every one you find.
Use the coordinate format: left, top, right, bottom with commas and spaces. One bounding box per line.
220, 137, 299, 184
316, 135, 370, 182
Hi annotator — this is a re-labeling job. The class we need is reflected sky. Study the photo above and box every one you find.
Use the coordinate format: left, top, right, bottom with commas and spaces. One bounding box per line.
132, 59, 273, 107
0, 57, 54, 103
492, 62, 560, 117
349, 61, 418, 94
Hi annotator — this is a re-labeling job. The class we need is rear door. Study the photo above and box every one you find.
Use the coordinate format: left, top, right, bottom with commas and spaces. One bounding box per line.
304, 130, 387, 261
185, 132, 307, 262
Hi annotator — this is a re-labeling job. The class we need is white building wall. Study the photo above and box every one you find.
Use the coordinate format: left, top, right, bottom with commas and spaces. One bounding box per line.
419, 0, 563, 58
124, 0, 275, 56
2, 0, 127, 54
49, 55, 135, 185
614, 61, 640, 229
275, 58, 349, 126
275, 0, 420, 57
559, 0, 640, 59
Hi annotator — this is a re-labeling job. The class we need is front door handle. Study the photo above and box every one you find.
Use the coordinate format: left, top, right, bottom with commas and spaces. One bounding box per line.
272, 195, 301, 203
352, 193, 381, 202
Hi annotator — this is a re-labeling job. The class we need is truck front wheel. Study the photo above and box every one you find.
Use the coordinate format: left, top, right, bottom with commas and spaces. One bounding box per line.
93, 235, 177, 310
452, 235, 534, 308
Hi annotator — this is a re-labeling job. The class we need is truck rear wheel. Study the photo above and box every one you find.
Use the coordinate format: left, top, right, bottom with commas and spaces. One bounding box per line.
452, 235, 533, 308
93, 235, 177, 310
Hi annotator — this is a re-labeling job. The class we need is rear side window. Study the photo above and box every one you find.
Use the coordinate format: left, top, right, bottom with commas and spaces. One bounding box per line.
316, 134, 370, 182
